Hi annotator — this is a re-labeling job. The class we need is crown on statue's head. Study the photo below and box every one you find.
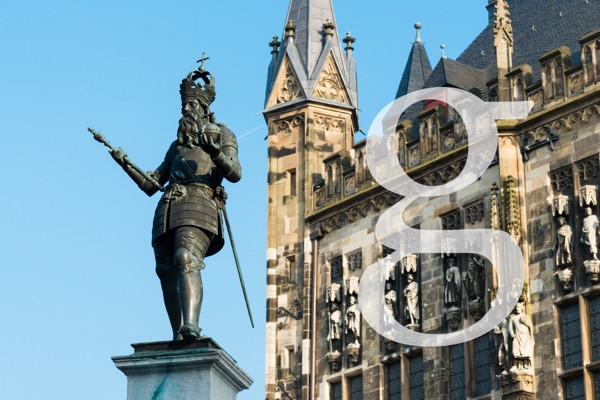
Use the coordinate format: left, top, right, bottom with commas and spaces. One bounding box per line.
180, 56, 216, 107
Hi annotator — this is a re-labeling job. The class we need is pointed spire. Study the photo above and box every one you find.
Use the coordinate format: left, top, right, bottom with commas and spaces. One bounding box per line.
396, 23, 433, 98
265, 0, 357, 108
494, 0, 513, 101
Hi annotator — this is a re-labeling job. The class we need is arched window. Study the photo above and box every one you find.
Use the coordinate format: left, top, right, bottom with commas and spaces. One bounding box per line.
326, 164, 334, 197
543, 64, 554, 100
357, 151, 364, 183
334, 160, 342, 195
583, 45, 595, 85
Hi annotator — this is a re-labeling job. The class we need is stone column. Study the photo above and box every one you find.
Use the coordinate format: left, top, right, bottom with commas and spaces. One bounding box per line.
112, 338, 253, 400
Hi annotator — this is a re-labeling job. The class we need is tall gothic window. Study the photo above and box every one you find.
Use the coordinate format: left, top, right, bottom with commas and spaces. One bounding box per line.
326, 164, 334, 197
543, 58, 564, 101
511, 74, 525, 101
331, 381, 342, 400
583, 44, 595, 86
356, 150, 364, 184
387, 362, 402, 399
449, 345, 466, 399
410, 354, 424, 399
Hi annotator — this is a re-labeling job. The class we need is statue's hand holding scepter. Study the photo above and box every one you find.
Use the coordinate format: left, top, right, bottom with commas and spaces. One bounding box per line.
86, 127, 164, 193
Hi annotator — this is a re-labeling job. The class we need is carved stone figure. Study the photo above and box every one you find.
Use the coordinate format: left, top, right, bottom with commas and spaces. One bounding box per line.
444, 257, 462, 306
384, 282, 397, 326
464, 255, 485, 301
582, 207, 600, 260
508, 302, 534, 373
108, 61, 242, 340
494, 318, 510, 374
403, 274, 420, 325
327, 303, 342, 353
554, 217, 573, 266
345, 295, 361, 345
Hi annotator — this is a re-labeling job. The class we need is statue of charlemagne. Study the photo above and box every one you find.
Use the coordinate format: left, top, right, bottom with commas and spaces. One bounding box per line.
109, 62, 241, 340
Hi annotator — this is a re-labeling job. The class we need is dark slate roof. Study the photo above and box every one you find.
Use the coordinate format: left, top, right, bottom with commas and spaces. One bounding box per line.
456, 0, 600, 83
424, 58, 493, 97
396, 39, 433, 98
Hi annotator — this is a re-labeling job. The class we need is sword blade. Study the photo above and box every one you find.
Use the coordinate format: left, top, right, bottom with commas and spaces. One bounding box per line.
221, 205, 255, 328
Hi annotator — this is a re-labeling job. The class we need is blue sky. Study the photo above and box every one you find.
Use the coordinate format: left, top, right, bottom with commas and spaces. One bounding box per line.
0, 1, 486, 398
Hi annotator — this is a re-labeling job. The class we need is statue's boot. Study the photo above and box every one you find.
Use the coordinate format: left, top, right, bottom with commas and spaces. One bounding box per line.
178, 269, 203, 340
160, 274, 183, 341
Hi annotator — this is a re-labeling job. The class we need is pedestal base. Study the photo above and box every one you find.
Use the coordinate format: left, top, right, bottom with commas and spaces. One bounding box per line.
112, 338, 253, 400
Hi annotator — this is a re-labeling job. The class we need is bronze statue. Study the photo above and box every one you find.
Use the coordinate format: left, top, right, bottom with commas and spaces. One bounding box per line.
90, 59, 242, 340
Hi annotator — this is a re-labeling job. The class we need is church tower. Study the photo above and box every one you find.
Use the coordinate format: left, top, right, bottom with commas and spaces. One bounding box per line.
263, 1, 358, 398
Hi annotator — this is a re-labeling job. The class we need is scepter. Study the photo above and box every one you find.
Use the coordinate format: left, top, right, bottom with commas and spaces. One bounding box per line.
86, 127, 164, 191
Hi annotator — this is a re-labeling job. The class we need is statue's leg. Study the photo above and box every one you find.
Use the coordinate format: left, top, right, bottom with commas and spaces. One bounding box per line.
153, 239, 182, 341
173, 227, 213, 340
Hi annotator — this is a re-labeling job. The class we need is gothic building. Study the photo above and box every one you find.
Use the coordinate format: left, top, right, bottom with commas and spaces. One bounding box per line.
263, 0, 600, 399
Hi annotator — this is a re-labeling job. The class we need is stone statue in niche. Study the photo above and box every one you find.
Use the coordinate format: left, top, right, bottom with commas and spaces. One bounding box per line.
403, 273, 420, 326
494, 317, 510, 376
581, 207, 600, 260
464, 255, 485, 301
444, 257, 462, 307
554, 216, 573, 266
327, 302, 342, 353
508, 302, 534, 374
345, 295, 361, 345
384, 282, 397, 326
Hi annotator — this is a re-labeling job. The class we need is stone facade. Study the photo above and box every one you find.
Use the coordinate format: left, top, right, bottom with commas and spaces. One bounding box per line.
264, 0, 600, 399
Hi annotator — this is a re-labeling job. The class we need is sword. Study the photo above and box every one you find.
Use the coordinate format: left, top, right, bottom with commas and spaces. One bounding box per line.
216, 187, 255, 328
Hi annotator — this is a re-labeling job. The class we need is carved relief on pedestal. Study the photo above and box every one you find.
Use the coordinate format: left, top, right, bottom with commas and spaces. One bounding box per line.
508, 302, 534, 375
345, 277, 361, 365
312, 55, 349, 104
326, 284, 342, 371
402, 254, 420, 330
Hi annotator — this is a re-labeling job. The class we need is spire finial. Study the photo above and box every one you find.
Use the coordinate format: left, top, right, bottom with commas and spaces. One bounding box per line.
343, 32, 356, 53
269, 36, 281, 55
285, 20, 296, 39
414, 22, 422, 42
440, 44, 446, 59
323, 18, 335, 38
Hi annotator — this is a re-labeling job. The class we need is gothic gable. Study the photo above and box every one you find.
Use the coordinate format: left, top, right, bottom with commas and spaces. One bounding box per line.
311, 52, 350, 105
266, 55, 306, 108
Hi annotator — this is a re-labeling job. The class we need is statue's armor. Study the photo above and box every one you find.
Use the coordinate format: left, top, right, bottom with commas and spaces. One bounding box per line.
150, 125, 239, 256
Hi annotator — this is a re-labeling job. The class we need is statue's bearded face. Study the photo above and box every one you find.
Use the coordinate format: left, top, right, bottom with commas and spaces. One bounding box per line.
177, 98, 205, 147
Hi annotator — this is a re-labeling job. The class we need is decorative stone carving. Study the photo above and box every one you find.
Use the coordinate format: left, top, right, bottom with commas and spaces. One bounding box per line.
493, 0, 513, 49
418, 160, 466, 187
403, 273, 420, 327
581, 207, 600, 260
345, 293, 361, 364
444, 257, 462, 307
508, 302, 534, 374
491, 182, 501, 230
465, 201, 485, 225
569, 72, 584, 96
330, 256, 343, 280
408, 144, 420, 167
344, 174, 356, 196
576, 155, 600, 182
384, 281, 397, 327
345, 277, 359, 296
580, 185, 597, 207
529, 90, 543, 111
503, 176, 522, 242
444, 307, 462, 331
314, 114, 345, 135
277, 64, 302, 104
554, 267, 574, 292
401, 254, 418, 275
312, 55, 348, 103
348, 251, 362, 271
550, 166, 574, 191
554, 216, 573, 267
442, 209, 463, 231
464, 255, 485, 302
494, 316, 510, 376
314, 187, 325, 208
585, 260, 600, 283
468, 301, 486, 322
326, 284, 342, 369
552, 195, 569, 216
274, 115, 304, 135
383, 255, 396, 281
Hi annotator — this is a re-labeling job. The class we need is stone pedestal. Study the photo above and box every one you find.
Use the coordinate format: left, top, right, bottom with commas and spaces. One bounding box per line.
112, 338, 253, 400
